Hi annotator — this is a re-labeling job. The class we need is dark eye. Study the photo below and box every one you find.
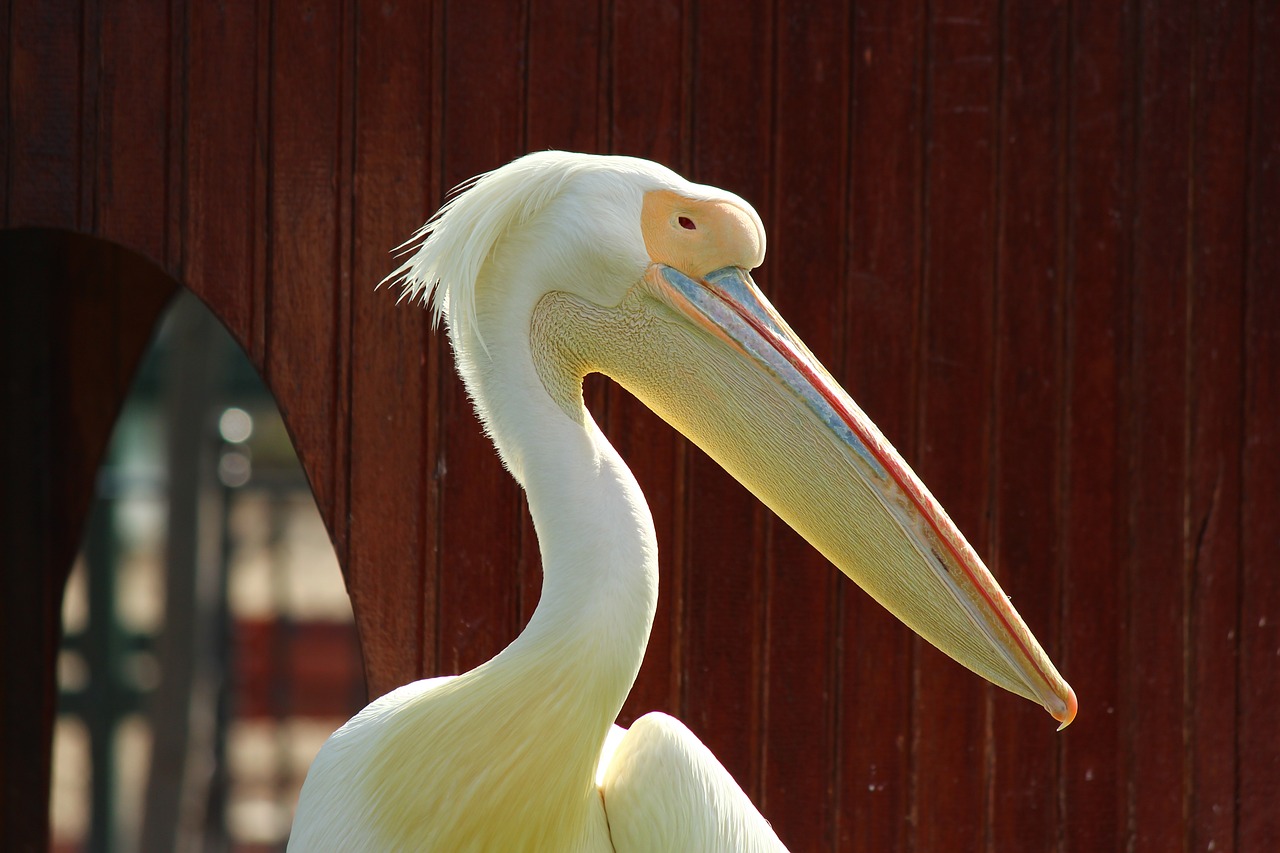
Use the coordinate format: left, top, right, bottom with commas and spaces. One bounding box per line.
678, 216, 697, 230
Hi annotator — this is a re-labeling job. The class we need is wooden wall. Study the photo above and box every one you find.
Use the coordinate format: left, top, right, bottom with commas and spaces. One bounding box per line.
3, 0, 1277, 849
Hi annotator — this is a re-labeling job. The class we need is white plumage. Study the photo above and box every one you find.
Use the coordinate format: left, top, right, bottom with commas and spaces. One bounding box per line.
287, 151, 1074, 851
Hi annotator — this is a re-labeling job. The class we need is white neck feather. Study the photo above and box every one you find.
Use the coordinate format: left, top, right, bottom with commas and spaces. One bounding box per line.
461, 300, 660, 694
384, 270, 660, 848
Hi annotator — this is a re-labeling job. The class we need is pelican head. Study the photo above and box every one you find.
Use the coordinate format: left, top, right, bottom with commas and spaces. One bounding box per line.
391, 150, 1075, 727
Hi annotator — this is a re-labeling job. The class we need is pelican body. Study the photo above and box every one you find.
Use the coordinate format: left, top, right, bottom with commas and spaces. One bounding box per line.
288, 152, 1075, 851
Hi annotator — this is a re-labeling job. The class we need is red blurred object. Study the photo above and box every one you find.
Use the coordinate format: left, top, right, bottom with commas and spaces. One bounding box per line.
233, 620, 365, 720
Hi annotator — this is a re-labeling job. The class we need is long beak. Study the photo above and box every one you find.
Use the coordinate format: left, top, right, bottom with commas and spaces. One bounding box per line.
593, 264, 1075, 727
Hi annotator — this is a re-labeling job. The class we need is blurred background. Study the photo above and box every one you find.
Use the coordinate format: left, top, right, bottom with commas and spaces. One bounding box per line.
49, 293, 364, 853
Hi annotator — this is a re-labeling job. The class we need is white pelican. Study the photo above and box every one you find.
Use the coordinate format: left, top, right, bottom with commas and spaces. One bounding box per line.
288, 151, 1075, 851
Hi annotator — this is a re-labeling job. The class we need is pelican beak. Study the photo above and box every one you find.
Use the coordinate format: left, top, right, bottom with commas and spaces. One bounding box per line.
590, 263, 1075, 727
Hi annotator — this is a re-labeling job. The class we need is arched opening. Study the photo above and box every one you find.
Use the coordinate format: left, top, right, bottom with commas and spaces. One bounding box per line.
0, 231, 362, 852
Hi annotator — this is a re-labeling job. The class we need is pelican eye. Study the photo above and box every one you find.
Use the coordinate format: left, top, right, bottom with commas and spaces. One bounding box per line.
643, 189, 762, 274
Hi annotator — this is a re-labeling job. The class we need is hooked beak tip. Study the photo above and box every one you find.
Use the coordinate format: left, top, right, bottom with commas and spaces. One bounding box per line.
1053, 685, 1078, 731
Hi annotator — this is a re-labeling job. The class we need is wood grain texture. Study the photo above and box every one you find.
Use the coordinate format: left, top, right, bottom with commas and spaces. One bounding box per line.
265, 0, 347, 530
95, 0, 171, 264
1127, 1, 1192, 847
913, 0, 1000, 848
347, 0, 437, 698
839, 2, 924, 848
1240, 0, 1280, 847
435, 0, 527, 677
183, 0, 263, 353
5, 1, 1280, 849
990, 1, 1069, 849
1060, 0, 1133, 849
6, 0, 81, 228
0, 0, 10, 217
1186, 2, 1249, 850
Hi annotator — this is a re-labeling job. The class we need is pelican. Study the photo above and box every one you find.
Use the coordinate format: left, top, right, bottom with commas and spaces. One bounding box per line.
288, 151, 1075, 851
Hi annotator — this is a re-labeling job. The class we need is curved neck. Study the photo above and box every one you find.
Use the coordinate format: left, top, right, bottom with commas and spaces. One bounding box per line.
459, 312, 660, 722
518, 412, 660, 670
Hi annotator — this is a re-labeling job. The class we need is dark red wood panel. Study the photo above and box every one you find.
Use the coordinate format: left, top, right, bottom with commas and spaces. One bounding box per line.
0, 0, 9, 214
95, 0, 170, 265
264, 0, 348, 530
347, 0, 438, 698
527, 0, 604, 154
839, 2, 924, 848
1240, 0, 1280, 847
183, 0, 265, 357
913, 1, 1000, 848
1127, 2, 1192, 847
1186, 2, 1250, 850
1060, 0, 1132, 849
610, 0, 688, 164
990, 1, 1069, 849
436, 0, 528, 676
6, 0, 81, 228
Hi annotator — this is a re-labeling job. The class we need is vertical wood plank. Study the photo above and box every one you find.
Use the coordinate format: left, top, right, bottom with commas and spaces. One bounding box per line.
760, 1, 848, 847
436, 0, 527, 675
184, 0, 262, 354
912, 0, 1000, 848
347, 0, 436, 697
609, 0, 686, 164
1060, 0, 1133, 849
839, 2, 924, 849
265, 0, 348, 551
251, 0, 272, 362
1185, 1, 1249, 850
1239, 0, 1280, 845
95, 0, 170, 264
989, 0, 1068, 849
1126, 2, 1192, 848
6, 0, 81, 228
165, 0, 184, 274
0, 0, 10, 217
608, 0, 688, 727
526, 0, 602, 154
332, 0, 355, 557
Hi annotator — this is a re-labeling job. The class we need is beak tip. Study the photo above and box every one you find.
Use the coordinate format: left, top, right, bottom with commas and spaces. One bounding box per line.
1053, 685, 1078, 731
